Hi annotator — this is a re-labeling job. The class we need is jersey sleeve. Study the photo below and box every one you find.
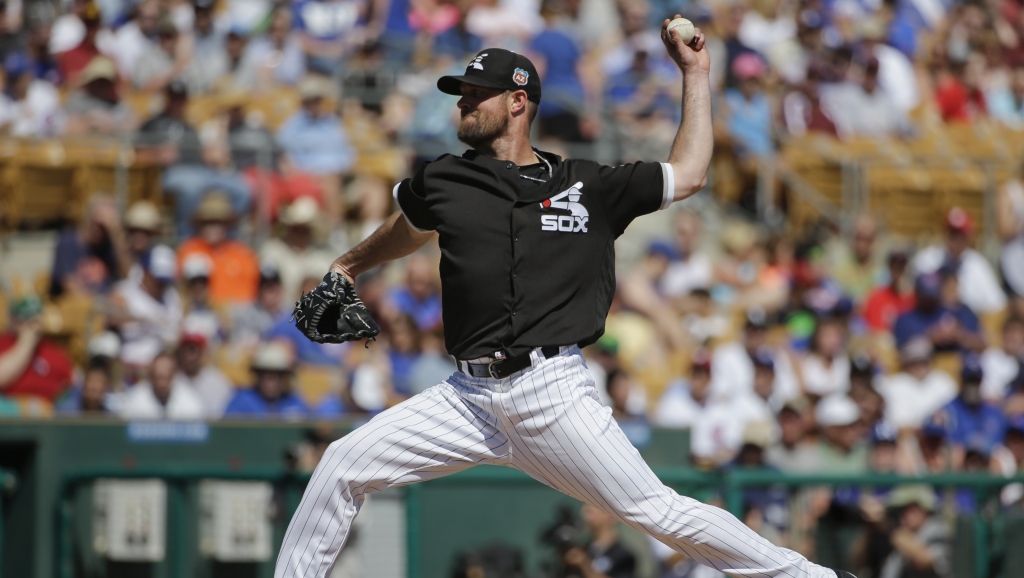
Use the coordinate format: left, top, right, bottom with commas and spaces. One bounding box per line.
595, 161, 674, 235
392, 168, 437, 232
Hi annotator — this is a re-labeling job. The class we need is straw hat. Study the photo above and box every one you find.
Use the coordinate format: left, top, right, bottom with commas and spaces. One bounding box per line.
193, 191, 235, 222
125, 200, 161, 232
279, 197, 320, 226
79, 56, 117, 85
251, 342, 294, 372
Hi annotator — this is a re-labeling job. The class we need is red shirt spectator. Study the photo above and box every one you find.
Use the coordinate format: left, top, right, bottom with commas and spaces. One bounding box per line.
863, 250, 915, 332
0, 298, 73, 403
863, 285, 915, 332
56, 1, 105, 84
935, 68, 987, 122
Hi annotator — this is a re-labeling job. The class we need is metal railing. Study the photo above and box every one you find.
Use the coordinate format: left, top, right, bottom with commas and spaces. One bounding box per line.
722, 471, 1024, 578
54, 465, 1024, 578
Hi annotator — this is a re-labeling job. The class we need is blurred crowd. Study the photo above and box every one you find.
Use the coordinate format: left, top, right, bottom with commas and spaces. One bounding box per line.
2, 0, 1024, 574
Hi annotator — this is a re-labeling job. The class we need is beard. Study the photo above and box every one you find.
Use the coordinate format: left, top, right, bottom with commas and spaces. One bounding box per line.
457, 109, 509, 148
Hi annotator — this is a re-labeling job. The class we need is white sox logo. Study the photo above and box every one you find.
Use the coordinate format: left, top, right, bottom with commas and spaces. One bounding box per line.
540, 182, 588, 233
468, 54, 487, 70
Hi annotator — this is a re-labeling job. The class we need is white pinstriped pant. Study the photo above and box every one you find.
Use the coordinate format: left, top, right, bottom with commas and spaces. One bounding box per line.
275, 347, 836, 578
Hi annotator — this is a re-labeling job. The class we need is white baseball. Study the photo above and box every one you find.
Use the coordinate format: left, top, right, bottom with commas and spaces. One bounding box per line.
667, 17, 695, 45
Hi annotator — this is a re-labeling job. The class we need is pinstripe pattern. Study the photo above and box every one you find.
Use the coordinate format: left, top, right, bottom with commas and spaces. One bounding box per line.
274, 347, 837, 578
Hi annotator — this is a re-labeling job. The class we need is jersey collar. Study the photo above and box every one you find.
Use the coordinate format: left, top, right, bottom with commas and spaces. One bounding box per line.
461, 148, 564, 203
461, 147, 563, 169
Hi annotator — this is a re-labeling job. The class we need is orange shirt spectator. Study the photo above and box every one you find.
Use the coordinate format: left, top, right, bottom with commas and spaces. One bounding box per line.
177, 191, 259, 304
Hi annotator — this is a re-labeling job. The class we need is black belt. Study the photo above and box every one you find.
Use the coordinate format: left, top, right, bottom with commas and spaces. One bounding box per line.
459, 346, 562, 379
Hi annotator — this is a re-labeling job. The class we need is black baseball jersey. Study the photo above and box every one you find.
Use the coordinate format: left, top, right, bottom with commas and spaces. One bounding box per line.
394, 149, 673, 360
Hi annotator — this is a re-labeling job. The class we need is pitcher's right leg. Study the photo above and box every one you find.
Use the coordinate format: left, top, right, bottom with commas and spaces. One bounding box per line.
274, 382, 508, 578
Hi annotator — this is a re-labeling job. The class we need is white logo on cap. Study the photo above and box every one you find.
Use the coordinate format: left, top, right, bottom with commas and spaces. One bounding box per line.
468, 54, 488, 71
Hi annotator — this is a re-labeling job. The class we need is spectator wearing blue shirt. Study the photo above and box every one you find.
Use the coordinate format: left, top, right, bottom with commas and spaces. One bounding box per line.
722, 53, 775, 159
988, 68, 1024, 129
433, 12, 482, 60
384, 254, 442, 332
223, 342, 309, 418
607, 368, 652, 448
377, 0, 414, 62
292, 0, 364, 74
314, 392, 349, 417
277, 75, 355, 228
50, 196, 131, 298
530, 4, 588, 142
385, 315, 422, 397
929, 355, 1006, 461
56, 358, 118, 416
892, 272, 984, 352
277, 77, 355, 176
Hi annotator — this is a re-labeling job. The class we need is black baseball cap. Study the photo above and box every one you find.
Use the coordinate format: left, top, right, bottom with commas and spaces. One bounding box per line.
437, 48, 542, 104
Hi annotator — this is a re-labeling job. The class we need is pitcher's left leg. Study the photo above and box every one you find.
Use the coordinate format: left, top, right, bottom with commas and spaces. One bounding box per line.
506, 351, 834, 578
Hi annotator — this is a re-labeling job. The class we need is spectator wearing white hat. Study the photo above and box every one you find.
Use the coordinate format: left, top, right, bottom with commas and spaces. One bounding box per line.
180, 253, 230, 345
259, 197, 336, 307
222, 341, 308, 418
811, 394, 868, 474
123, 200, 162, 265
110, 245, 184, 375
765, 397, 818, 473
878, 338, 957, 432
64, 55, 136, 135
56, 331, 125, 415
872, 486, 951, 578
120, 351, 205, 420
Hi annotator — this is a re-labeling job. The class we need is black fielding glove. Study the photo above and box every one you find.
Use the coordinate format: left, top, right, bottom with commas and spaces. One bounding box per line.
291, 272, 380, 344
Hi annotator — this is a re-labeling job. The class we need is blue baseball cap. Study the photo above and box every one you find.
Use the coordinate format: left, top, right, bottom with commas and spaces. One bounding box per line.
3, 51, 31, 77
961, 353, 984, 382
647, 240, 680, 261
915, 272, 942, 298
871, 422, 897, 444
751, 348, 775, 371
921, 413, 947, 439
1007, 414, 1024, 434
140, 245, 177, 284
